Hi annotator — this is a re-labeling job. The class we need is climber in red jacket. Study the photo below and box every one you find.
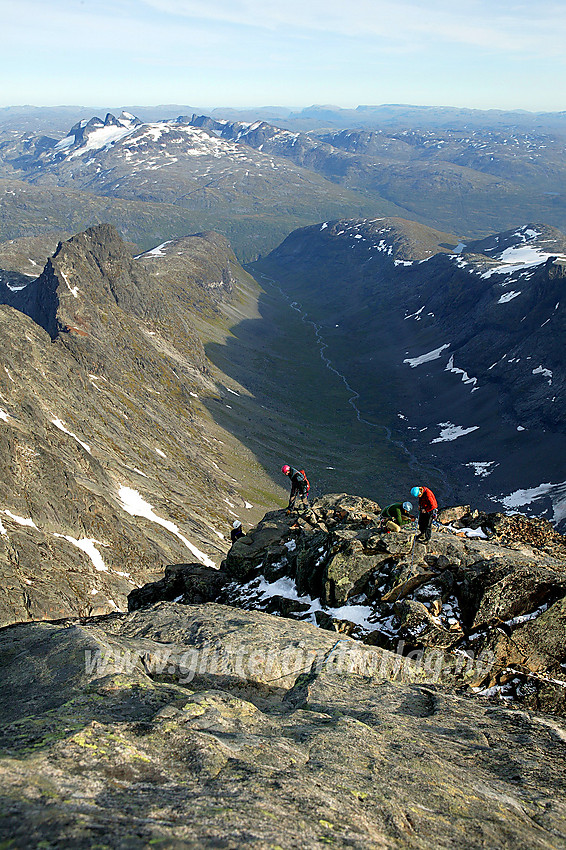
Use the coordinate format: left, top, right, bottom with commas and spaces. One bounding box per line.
411, 486, 438, 543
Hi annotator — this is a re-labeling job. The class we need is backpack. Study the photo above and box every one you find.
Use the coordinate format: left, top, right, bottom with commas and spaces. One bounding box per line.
299, 469, 310, 494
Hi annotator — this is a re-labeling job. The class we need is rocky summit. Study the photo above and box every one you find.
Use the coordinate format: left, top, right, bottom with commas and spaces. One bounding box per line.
1, 494, 565, 847
130, 494, 566, 718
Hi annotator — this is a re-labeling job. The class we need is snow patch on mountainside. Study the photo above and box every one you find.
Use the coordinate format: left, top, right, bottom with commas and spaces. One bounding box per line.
141, 241, 173, 258
250, 575, 376, 631
501, 481, 566, 525
445, 356, 478, 389
497, 290, 522, 304
404, 344, 450, 367
69, 124, 137, 159
466, 461, 498, 478
482, 245, 566, 278
118, 486, 216, 567
532, 365, 553, 385
51, 418, 91, 454
54, 534, 108, 572
431, 422, 479, 443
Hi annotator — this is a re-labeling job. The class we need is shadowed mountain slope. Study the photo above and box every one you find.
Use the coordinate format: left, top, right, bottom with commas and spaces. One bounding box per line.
252, 218, 566, 526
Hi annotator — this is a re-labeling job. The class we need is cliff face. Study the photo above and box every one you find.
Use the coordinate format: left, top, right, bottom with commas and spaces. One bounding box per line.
0, 225, 279, 627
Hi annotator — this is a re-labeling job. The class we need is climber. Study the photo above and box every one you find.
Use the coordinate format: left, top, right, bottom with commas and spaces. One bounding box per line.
281, 464, 310, 512
381, 501, 415, 532
230, 519, 245, 543
411, 486, 438, 543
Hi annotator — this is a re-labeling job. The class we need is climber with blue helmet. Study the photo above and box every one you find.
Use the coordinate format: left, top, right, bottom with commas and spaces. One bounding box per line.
381, 501, 415, 532
411, 486, 438, 543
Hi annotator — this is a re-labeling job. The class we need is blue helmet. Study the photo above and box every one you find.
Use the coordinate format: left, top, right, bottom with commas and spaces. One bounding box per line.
410, 487, 420, 499
403, 501, 413, 512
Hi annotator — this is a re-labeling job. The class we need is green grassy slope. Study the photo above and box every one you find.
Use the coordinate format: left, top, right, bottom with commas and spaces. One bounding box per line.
0, 177, 403, 263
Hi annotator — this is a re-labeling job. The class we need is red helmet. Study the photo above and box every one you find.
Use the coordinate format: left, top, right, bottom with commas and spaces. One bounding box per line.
281, 464, 291, 475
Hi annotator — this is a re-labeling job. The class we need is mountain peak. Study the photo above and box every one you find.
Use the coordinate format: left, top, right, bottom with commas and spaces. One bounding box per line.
0, 224, 159, 339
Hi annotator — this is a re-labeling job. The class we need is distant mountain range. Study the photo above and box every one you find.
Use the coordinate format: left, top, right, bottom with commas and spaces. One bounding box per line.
2, 109, 566, 261
3, 103, 566, 133
0, 111, 400, 261
192, 113, 566, 237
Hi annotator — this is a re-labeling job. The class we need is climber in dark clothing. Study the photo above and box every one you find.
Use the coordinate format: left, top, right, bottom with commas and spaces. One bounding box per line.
381, 501, 415, 532
411, 486, 438, 542
230, 520, 245, 543
281, 464, 309, 511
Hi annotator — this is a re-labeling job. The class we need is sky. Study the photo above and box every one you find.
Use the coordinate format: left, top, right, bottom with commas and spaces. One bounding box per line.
2, 0, 565, 112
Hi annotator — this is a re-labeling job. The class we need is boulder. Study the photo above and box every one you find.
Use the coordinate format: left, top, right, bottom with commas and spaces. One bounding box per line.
437, 505, 471, 524
263, 595, 311, 618
324, 547, 385, 606
512, 595, 566, 673
381, 565, 437, 603
470, 564, 565, 629
222, 509, 296, 581
394, 599, 462, 651
127, 563, 227, 611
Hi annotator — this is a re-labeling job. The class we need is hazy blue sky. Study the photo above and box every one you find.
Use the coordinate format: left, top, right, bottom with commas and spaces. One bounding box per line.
3, 0, 565, 111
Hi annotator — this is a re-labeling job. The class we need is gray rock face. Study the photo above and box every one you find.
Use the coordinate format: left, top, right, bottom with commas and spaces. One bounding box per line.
4, 223, 173, 339
0, 224, 279, 627
1, 602, 566, 848
127, 563, 228, 610
216, 495, 566, 715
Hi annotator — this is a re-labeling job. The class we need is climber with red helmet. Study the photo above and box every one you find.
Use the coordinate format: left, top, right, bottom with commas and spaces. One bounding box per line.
411, 486, 438, 543
281, 465, 310, 512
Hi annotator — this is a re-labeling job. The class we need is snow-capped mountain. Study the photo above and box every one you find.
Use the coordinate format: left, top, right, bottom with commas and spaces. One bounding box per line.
252, 219, 566, 526
0, 112, 396, 261
189, 114, 566, 238
3, 110, 566, 260
1, 111, 388, 218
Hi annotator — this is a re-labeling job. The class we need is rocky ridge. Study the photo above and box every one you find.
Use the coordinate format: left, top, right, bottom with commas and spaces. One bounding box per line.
130, 494, 566, 717
0, 224, 282, 627
1, 585, 565, 846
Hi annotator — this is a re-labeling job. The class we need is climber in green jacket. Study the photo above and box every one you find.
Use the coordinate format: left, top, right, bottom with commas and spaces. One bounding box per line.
381, 501, 415, 532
